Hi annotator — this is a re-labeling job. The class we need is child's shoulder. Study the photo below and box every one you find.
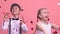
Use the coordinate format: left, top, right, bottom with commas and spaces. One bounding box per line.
37, 21, 42, 25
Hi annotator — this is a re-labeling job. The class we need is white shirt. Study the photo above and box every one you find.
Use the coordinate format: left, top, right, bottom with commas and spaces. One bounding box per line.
2, 18, 28, 34
36, 21, 51, 34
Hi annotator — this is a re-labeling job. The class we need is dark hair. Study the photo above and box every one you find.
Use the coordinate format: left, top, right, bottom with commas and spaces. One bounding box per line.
37, 8, 47, 21
10, 3, 23, 12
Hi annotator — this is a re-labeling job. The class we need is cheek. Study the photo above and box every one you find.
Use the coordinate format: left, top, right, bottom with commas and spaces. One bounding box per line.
42, 16, 45, 18
12, 11, 20, 14
16, 11, 21, 15
41, 13, 46, 17
17, 11, 20, 14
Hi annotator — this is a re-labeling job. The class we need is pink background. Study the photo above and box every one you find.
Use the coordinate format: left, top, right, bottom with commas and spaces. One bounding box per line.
0, 0, 60, 34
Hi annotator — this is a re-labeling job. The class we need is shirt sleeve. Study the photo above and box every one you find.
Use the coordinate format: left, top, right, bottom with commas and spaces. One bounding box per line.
2, 20, 9, 30
21, 23, 28, 32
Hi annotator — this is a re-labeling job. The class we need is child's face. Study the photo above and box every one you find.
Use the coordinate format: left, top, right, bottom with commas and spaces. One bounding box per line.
11, 6, 20, 16
39, 9, 49, 21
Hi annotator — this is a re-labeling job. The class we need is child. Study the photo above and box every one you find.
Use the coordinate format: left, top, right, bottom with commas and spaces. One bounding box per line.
34, 8, 60, 34
2, 3, 28, 34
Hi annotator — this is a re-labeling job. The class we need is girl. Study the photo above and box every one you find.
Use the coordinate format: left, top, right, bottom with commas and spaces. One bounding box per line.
34, 8, 60, 34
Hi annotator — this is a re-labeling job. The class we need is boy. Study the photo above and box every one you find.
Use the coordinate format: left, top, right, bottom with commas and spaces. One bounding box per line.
2, 3, 28, 34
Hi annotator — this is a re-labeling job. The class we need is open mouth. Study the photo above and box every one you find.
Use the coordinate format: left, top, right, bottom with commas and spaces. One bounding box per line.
45, 16, 48, 18
45, 16, 49, 21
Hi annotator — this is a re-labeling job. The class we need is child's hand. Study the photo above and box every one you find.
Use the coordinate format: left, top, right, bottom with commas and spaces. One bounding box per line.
3, 12, 9, 20
20, 18, 23, 25
20, 16, 24, 25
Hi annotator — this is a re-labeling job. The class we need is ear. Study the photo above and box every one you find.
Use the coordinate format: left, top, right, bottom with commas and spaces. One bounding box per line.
39, 15, 42, 18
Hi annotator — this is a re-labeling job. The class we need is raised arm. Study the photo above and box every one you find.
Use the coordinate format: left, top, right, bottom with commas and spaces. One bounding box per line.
2, 13, 9, 30
51, 23, 60, 31
20, 16, 28, 33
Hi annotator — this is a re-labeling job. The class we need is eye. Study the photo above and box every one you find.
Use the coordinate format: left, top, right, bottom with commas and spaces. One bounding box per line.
16, 7, 17, 9
44, 12, 46, 14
